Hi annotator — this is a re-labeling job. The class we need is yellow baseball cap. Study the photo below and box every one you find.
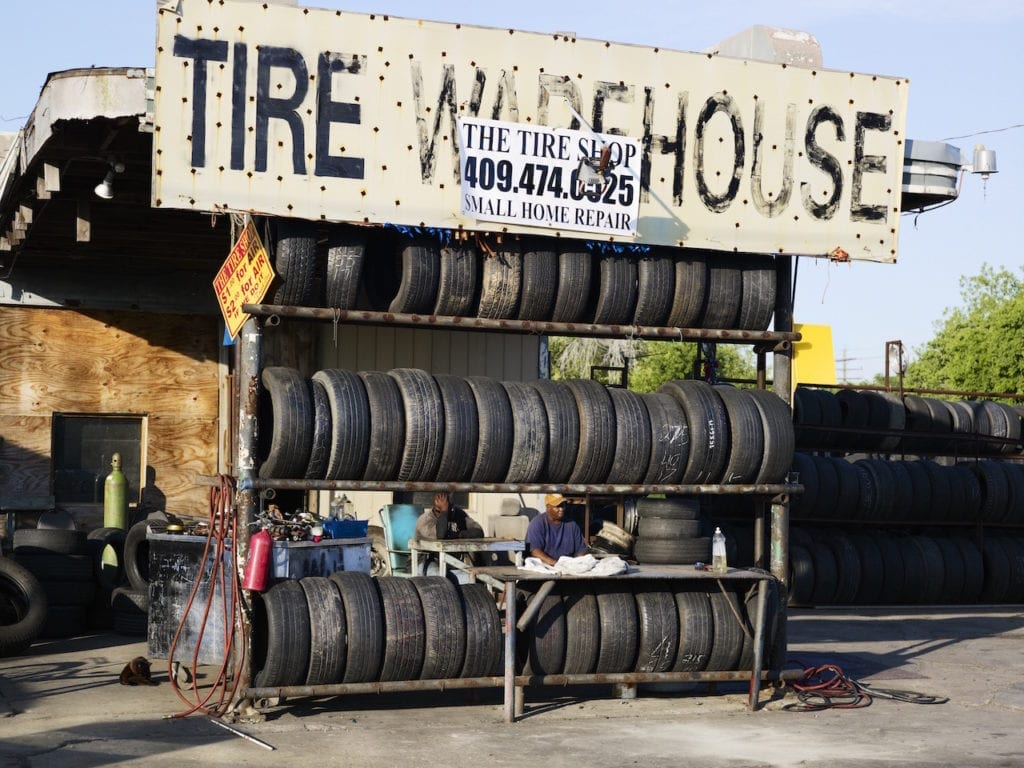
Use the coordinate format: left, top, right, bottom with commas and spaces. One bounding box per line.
545, 493, 567, 508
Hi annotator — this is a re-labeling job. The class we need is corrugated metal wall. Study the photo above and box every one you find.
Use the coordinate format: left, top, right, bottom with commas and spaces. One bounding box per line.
313, 324, 543, 530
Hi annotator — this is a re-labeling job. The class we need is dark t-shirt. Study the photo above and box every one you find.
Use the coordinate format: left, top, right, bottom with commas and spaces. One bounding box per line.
525, 514, 586, 560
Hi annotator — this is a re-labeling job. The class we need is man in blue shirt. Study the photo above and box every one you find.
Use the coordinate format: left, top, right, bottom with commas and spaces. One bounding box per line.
525, 493, 588, 565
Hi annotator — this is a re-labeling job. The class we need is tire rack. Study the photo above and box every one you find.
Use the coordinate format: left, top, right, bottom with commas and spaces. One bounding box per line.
230, 254, 801, 717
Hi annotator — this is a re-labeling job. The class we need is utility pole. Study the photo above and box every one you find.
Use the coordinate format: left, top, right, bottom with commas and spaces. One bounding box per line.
835, 347, 862, 384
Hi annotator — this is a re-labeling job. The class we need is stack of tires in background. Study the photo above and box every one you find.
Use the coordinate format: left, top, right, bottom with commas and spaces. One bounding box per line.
2, 515, 157, 652
11, 528, 96, 639
782, 387, 1024, 607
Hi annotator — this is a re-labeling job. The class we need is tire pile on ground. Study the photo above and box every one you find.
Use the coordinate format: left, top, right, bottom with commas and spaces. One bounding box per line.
11, 528, 96, 639
3, 521, 153, 643
632, 497, 711, 565
788, 526, 1024, 606
268, 221, 779, 332
0, 556, 47, 656
252, 573, 502, 688
259, 367, 795, 487
790, 453, 1024, 525
524, 579, 783, 677
793, 387, 1023, 455
106, 519, 157, 637
250, 572, 785, 688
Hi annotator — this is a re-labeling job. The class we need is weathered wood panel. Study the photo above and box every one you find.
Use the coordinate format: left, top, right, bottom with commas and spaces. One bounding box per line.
0, 308, 218, 416
0, 307, 221, 521
147, 416, 219, 516
0, 415, 52, 497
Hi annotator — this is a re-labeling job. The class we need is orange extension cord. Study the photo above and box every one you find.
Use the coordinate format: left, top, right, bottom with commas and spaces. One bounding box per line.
166, 474, 247, 718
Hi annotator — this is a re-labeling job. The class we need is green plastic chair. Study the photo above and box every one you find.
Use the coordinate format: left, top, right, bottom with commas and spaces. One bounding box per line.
379, 504, 420, 575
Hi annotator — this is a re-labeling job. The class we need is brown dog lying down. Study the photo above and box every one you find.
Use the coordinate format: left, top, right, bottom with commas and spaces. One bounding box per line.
119, 656, 157, 686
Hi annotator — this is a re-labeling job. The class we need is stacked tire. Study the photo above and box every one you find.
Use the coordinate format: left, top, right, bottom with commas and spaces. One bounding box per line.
0, 557, 47, 657
12, 528, 94, 638
632, 497, 710, 565
259, 367, 795, 488
523, 579, 783, 676
788, 525, 1024, 607
250, 572, 783, 687
251, 574, 502, 689
268, 221, 779, 332
108, 519, 154, 637
790, 453, 1024, 526
793, 387, 1023, 456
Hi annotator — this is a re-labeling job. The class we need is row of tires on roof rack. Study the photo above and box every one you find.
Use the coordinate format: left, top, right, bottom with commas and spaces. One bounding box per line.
250, 572, 786, 688
791, 454, 1024, 525
268, 221, 778, 330
793, 387, 1023, 455
789, 526, 1024, 606
259, 367, 795, 486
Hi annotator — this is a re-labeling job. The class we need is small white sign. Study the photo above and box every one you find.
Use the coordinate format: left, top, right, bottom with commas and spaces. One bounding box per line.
458, 118, 641, 238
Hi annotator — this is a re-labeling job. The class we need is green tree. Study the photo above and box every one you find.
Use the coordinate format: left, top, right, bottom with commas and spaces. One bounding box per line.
548, 336, 756, 391
904, 264, 1024, 396
630, 342, 757, 392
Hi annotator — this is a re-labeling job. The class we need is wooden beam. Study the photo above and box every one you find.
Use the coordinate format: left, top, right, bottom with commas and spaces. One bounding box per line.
19, 205, 32, 225
76, 199, 91, 243
13, 210, 27, 233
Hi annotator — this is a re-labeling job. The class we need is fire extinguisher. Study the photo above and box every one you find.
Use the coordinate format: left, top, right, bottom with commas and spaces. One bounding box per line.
242, 529, 272, 592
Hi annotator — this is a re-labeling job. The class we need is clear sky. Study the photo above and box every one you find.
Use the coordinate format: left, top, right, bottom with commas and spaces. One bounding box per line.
2, 0, 1021, 382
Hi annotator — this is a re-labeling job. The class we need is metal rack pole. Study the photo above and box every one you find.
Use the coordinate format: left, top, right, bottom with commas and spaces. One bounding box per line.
234, 317, 262, 699
771, 255, 793, 589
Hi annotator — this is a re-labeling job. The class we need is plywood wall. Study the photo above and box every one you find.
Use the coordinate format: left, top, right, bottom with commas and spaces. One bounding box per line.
0, 307, 220, 522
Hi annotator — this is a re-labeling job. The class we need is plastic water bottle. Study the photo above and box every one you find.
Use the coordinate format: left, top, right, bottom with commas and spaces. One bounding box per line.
712, 527, 728, 574
324, 494, 345, 539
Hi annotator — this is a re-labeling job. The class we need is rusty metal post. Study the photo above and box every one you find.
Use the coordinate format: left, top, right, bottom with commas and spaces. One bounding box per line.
503, 580, 518, 723
771, 256, 794, 668
748, 578, 769, 711
234, 316, 262, 700
753, 502, 766, 570
770, 256, 793, 585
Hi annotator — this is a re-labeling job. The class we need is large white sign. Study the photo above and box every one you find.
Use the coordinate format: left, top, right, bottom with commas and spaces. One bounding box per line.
153, 0, 909, 261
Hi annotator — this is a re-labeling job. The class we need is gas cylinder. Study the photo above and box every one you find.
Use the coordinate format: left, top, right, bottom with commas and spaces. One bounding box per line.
242, 529, 272, 592
103, 453, 128, 531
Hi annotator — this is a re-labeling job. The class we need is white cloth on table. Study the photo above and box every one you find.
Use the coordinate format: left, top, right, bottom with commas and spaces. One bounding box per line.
520, 554, 631, 576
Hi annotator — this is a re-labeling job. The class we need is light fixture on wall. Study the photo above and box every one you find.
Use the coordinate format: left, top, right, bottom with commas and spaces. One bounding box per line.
94, 161, 125, 200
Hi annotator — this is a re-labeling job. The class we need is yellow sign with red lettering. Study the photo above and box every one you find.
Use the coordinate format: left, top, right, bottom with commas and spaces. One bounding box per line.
213, 220, 275, 339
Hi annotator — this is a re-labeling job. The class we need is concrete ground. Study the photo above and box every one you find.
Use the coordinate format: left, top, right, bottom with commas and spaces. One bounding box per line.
2, 606, 1023, 767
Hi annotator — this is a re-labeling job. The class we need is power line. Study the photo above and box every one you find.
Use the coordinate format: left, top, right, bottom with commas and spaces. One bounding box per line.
940, 123, 1024, 142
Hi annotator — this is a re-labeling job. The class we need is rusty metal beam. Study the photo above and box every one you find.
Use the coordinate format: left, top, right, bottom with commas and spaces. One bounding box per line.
243, 668, 801, 701
242, 304, 802, 344
253, 478, 800, 497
